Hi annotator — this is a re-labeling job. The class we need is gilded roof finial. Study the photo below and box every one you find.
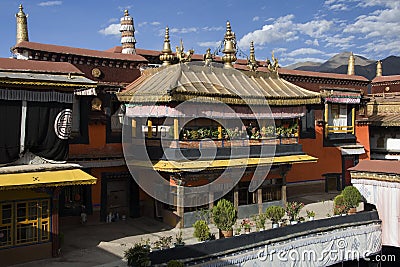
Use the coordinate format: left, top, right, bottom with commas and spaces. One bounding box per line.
347, 52, 355, 75
222, 21, 237, 69
203, 48, 213, 66
159, 26, 175, 66
176, 39, 194, 63
247, 41, 258, 71
16, 4, 29, 44
265, 51, 279, 73
376, 60, 382, 77
120, 9, 136, 54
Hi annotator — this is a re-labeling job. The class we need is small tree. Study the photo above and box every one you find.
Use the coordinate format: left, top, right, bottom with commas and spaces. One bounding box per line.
212, 199, 237, 231
342, 186, 362, 208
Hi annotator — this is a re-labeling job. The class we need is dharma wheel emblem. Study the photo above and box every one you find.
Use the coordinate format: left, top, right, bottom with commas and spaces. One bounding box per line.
54, 109, 72, 140
91, 68, 102, 78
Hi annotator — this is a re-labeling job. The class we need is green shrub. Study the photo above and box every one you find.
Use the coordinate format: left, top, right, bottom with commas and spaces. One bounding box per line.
167, 260, 184, 267
193, 220, 211, 241
265, 206, 285, 223
212, 199, 237, 231
342, 186, 362, 208
124, 243, 150, 267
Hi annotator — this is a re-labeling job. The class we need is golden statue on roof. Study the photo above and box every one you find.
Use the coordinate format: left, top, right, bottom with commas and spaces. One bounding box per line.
247, 41, 258, 72
203, 48, 213, 66
266, 51, 279, 73
176, 39, 194, 63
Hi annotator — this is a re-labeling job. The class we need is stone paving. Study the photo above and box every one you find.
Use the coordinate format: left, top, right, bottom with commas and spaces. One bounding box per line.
11, 192, 344, 267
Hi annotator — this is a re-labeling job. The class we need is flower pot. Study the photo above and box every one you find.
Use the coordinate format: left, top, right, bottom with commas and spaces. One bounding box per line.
219, 229, 233, 239
308, 217, 314, 221
272, 223, 279, 229
174, 243, 185, 247
245, 228, 251, 234
341, 213, 347, 216
347, 207, 357, 215
290, 221, 298, 225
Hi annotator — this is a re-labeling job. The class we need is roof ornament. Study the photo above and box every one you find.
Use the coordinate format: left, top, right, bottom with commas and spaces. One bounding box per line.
120, 9, 136, 54
176, 39, 194, 63
159, 27, 175, 66
376, 60, 382, 77
16, 4, 29, 44
347, 52, 355, 75
222, 21, 237, 68
265, 51, 279, 73
247, 41, 258, 72
203, 48, 213, 66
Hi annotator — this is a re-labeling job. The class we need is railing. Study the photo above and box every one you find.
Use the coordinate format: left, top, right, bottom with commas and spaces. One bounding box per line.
327, 125, 354, 134
144, 137, 298, 148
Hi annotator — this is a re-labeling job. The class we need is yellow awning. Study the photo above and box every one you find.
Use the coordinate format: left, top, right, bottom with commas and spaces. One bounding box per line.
147, 154, 318, 172
0, 169, 97, 191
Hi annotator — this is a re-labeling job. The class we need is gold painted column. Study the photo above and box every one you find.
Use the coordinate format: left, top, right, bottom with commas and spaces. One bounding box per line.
351, 107, 355, 134
324, 103, 329, 138
173, 118, 179, 140
131, 119, 137, 138
147, 119, 153, 138
218, 125, 223, 139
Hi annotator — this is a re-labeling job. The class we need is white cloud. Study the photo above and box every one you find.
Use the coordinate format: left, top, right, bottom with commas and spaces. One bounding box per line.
286, 48, 326, 57
305, 39, 320, 46
118, 5, 133, 12
297, 19, 333, 38
108, 18, 118, 23
202, 26, 224, 31
99, 24, 120, 36
197, 41, 221, 48
324, 34, 355, 49
253, 16, 260, 22
38, 1, 62, 7
284, 57, 326, 65
170, 27, 198, 34
150, 22, 161, 26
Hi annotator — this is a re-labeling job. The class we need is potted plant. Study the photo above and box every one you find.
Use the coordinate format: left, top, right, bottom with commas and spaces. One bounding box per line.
167, 260, 184, 267
124, 243, 151, 267
174, 230, 185, 247
333, 194, 348, 216
342, 186, 362, 214
212, 199, 237, 238
265, 206, 285, 228
285, 201, 304, 224
193, 220, 211, 241
306, 210, 315, 221
241, 218, 253, 233
159, 235, 172, 249
234, 223, 242, 236
253, 213, 267, 231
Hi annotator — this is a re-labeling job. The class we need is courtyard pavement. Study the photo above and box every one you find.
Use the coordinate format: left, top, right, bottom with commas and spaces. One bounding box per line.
11, 192, 343, 267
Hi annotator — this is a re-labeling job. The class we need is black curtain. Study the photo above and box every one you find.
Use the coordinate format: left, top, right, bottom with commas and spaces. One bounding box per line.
25, 101, 72, 161
0, 100, 22, 164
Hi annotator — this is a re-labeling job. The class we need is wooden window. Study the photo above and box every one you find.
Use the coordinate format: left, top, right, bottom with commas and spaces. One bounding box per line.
0, 199, 51, 248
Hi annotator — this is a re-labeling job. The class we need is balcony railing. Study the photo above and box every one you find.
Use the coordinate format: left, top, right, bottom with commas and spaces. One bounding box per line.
326, 125, 354, 134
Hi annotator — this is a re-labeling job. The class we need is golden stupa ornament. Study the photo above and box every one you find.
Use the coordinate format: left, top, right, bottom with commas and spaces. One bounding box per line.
16, 4, 29, 44
247, 41, 258, 71
376, 60, 382, 77
222, 21, 237, 69
159, 27, 175, 66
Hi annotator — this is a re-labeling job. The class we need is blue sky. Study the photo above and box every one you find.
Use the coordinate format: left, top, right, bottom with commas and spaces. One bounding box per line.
0, 0, 399, 66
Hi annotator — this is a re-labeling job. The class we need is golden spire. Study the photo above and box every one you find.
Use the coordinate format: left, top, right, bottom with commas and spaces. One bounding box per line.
222, 21, 237, 69
159, 27, 175, 66
376, 60, 382, 77
16, 4, 29, 44
247, 41, 258, 71
347, 52, 355, 75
